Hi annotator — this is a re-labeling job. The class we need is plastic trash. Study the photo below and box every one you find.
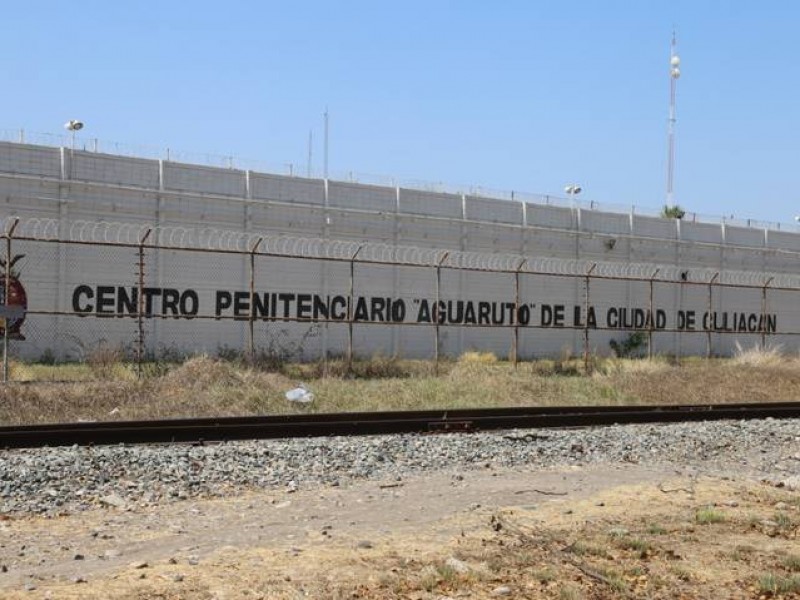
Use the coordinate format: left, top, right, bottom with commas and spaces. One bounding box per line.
285, 385, 314, 404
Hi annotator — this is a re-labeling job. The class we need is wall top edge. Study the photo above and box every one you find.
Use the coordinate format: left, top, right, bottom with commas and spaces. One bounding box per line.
0, 139, 792, 235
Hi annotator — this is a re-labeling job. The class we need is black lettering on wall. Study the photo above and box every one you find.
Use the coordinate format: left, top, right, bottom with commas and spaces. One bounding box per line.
162, 288, 180, 316
96, 286, 115, 315
180, 290, 199, 318
117, 287, 137, 316
215, 291, 232, 318
73, 285, 94, 314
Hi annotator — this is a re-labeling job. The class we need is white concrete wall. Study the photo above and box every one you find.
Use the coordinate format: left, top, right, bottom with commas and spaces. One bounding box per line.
1, 141, 798, 361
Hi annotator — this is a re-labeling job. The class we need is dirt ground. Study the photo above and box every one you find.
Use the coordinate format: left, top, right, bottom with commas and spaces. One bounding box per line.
2, 462, 799, 599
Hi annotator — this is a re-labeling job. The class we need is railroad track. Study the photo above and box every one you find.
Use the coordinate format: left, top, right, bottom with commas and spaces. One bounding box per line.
2, 402, 800, 449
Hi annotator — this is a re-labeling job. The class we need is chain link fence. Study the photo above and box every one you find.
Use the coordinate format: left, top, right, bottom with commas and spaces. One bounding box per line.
1, 215, 797, 382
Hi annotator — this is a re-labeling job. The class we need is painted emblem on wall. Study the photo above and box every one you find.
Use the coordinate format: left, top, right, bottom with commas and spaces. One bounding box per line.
0, 254, 27, 340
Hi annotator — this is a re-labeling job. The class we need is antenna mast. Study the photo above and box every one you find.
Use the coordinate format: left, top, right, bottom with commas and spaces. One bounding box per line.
665, 31, 681, 208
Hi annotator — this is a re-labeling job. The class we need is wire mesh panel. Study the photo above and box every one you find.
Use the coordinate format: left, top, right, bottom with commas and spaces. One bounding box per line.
764, 288, 796, 351
163, 163, 246, 197
5, 239, 60, 375
682, 221, 723, 244
444, 269, 516, 358
633, 215, 678, 241
632, 236, 680, 265
392, 264, 437, 359
526, 204, 575, 230
71, 152, 160, 188
726, 225, 766, 249
4, 215, 800, 383
723, 244, 768, 274
329, 211, 395, 243
671, 283, 713, 357
145, 247, 241, 357
250, 173, 326, 205
399, 216, 462, 250
0, 142, 61, 178
589, 279, 648, 357
767, 230, 800, 253
398, 189, 462, 218
518, 273, 581, 358
464, 196, 523, 225
347, 262, 398, 358
582, 210, 630, 236
5, 239, 141, 382
328, 181, 395, 212
249, 202, 327, 237
712, 286, 765, 356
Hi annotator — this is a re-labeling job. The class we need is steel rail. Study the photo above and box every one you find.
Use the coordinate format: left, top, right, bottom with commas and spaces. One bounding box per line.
2, 402, 800, 449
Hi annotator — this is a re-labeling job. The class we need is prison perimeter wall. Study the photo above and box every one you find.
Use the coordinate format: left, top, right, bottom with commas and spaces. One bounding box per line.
1, 141, 799, 362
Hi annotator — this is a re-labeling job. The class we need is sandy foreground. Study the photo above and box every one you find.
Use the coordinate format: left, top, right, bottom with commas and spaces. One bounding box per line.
1, 460, 799, 599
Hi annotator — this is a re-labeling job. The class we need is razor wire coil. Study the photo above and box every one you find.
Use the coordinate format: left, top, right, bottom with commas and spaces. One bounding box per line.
4, 215, 800, 289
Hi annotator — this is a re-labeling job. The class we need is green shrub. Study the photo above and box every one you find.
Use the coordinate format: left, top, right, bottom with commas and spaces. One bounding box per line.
609, 332, 647, 358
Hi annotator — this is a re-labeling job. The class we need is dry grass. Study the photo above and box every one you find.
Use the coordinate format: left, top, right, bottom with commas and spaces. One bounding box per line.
732, 341, 785, 367
3, 351, 800, 425
459, 351, 499, 364
279, 480, 800, 598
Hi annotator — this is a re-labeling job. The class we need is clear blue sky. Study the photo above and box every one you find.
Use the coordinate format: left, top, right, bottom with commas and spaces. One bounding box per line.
3, 1, 799, 224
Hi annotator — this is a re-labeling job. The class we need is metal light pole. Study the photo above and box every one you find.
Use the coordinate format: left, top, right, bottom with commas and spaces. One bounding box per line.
64, 120, 85, 181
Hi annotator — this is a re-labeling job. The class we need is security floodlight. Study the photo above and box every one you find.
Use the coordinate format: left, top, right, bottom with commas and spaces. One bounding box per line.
564, 184, 582, 210
670, 49, 681, 79
794, 215, 800, 223
64, 119, 85, 152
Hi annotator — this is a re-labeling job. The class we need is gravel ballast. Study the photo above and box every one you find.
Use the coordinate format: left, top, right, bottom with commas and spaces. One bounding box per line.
2, 418, 799, 515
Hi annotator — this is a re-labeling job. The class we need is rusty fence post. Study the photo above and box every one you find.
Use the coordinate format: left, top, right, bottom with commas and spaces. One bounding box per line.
583, 263, 597, 372
648, 268, 660, 360
347, 245, 364, 373
512, 258, 527, 367
136, 228, 152, 378
2, 218, 20, 383
707, 272, 719, 359
247, 237, 263, 362
761, 276, 774, 350
434, 251, 450, 375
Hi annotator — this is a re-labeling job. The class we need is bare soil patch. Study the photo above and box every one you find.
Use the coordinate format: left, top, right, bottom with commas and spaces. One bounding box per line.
1, 465, 799, 598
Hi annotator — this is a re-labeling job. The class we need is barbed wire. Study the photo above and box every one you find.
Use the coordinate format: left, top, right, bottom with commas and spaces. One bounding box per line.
2, 215, 799, 289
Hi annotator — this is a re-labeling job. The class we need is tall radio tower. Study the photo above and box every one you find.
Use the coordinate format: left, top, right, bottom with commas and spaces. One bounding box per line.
665, 31, 681, 208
